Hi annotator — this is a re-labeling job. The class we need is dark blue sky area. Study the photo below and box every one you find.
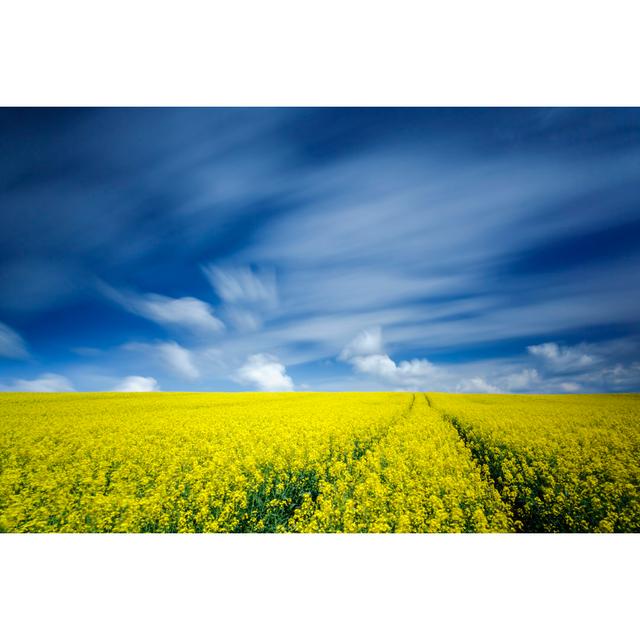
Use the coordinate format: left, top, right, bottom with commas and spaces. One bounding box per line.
1, 108, 639, 392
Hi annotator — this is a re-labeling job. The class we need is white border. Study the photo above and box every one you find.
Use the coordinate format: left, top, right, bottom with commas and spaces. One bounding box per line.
1, 1, 639, 637
1, 1, 639, 105
1, 534, 637, 639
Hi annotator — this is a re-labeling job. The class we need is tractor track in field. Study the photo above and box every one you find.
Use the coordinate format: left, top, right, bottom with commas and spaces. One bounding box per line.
236, 393, 418, 532
423, 392, 514, 520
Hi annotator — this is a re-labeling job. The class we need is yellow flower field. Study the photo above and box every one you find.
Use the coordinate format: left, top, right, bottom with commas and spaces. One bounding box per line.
427, 393, 640, 532
0, 392, 638, 532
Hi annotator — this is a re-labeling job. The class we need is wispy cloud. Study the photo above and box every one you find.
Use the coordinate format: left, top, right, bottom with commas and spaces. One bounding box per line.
203, 264, 278, 331
134, 295, 222, 333
155, 342, 200, 380
101, 283, 224, 335
204, 265, 277, 306
1, 373, 75, 392
0, 322, 28, 359
123, 341, 200, 380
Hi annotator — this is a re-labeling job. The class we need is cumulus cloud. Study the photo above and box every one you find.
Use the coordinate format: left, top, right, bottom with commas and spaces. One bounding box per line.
113, 376, 159, 392
1, 373, 75, 392
235, 353, 294, 391
527, 342, 596, 372
503, 368, 540, 391
338, 329, 609, 393
351, 354, 441, 389
101, 283, 224, 334
350, 353, 397, 378
487, 340, 640, 393
0, 322, 28, 359
341, 328, 442, 390
339, 327, 383, 360
572, 361, 640, 392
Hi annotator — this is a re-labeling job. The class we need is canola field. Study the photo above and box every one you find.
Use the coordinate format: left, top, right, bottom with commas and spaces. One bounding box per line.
428, 393, 640, 532
0, 392, 638, 533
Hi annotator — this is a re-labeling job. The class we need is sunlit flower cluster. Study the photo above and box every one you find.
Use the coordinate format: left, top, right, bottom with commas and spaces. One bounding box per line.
428, 393, 640, 532
0, 392, 407, 532
290, 394, 511, 532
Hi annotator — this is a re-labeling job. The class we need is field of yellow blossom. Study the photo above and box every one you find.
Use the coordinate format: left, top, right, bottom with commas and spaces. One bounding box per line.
0, 392, 638, 532
428, 393, 640, 532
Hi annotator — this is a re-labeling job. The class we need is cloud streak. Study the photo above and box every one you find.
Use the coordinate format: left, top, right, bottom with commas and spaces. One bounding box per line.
1, 373, 75, 392
123, 341, 200, 380
204, 265, 277, 306
101, 283, 224, 335
0, 322, 28, 359
203, 264, 278, 331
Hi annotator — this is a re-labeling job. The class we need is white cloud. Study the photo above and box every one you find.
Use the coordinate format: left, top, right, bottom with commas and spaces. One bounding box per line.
527, 342, 596, 372
339, 327, 383, 360
1, 373, 75, 392
486, 340, 640, 393
574, 361, 640, 391
0, 322, 28, 359
456, 377, 502, 393
155, 341, 200, 380
203, 265, 277, 331
122, 341, 200, 380
608, 362, 640, 385
349, 354, 441, 389
350, 354, 398, 379
235, 353, 294, 391
113, 376, 159, 392
504, 368, 540, 391
101, 283, 224, 334
222, 308, 263, 332
132, 294, 224, 333
203, 265, 277, 306
341, 328, 441, 390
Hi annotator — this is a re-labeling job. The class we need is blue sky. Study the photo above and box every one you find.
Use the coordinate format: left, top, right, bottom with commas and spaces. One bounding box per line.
0, 107, 639, 392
